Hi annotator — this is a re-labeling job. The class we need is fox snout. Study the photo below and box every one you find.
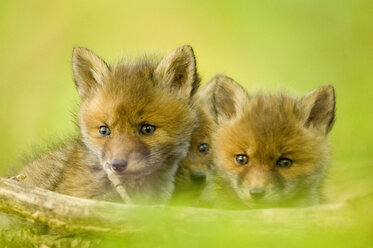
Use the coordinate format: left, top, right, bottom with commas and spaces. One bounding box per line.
190, 171, 207, 185
103, 135, 150, 175
110, 159, 128, 173
243, 170, 270, 201
249, 187, 266, 200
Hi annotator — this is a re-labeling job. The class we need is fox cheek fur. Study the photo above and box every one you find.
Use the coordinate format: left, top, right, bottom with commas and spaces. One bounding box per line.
206, 74, 335, 207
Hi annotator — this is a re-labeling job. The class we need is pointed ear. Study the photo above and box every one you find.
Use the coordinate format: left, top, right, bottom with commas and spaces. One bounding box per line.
196, 74, 250, 124
299, 85, 336, 134
72, 47, 110, 99
153, 45, 199, 99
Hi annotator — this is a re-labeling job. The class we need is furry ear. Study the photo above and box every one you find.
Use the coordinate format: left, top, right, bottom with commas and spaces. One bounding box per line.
299, 85, 336, 134
72, 47, 110, 99
154, 45, 199, 99
196, 74, 250, 124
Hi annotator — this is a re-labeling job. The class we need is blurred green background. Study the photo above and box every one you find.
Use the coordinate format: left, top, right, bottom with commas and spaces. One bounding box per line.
0, 0, 372, 247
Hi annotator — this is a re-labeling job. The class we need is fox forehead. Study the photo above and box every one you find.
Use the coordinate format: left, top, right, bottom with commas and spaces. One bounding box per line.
80, 73, 195, 134
191, 108, 214, 143
104, 61, 156, 99
110, 60, 156, 85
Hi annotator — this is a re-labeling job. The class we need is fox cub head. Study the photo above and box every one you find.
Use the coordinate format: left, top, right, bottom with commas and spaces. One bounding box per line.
73, 45, 199, 179
209, 75, 335, 208
172, 86, 216, 204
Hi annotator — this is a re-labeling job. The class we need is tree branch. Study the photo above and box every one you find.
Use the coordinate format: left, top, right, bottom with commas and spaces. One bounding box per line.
0, 177, 353, 236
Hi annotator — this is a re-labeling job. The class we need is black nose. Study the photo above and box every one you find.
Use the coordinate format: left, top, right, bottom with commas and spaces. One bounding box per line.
190, 171, 206, 185
249, 187, 266, 200
111, 159, 128, 173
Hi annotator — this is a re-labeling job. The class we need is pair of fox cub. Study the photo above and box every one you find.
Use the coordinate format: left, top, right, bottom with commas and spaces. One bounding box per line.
15, 45, 336, 209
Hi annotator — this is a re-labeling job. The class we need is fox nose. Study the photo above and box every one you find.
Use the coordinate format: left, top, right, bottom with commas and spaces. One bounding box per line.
249, 187, 266, 200
111, 159, 128, 173
190, 171, 207, 185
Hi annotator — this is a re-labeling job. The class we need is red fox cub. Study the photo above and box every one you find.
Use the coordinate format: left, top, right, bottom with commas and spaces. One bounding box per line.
206, 75, 336, 208
171, 84, 216, 206
17, 45, 200, 204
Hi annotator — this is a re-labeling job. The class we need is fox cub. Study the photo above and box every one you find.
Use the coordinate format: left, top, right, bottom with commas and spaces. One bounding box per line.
205, 75, 336, 208
18, 45, 200, 204
171, 84, 216, 206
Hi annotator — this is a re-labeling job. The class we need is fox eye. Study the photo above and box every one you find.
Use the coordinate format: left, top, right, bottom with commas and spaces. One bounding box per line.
99, 125, 111, 136
140, 124, 156, 136
276, 158, 293, 168
198, 143, 209, 154
235, 154, 249, 165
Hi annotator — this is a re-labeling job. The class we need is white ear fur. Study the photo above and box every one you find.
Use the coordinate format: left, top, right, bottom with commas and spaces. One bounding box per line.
196, 74, 249, 124
300, 85, 336, 134
154, 45, 199, 99
72, 47, 110, 99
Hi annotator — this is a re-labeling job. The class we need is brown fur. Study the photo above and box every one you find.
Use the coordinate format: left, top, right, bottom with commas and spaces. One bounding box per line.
19, 45, 200, 204
171, 87, 217, 206
207, 75, 336, 208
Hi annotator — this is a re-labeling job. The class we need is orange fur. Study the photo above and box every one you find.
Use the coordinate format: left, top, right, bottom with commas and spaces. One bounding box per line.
207, 75, 336, 208
19, 45, 200, 204
172, 102, 216, 206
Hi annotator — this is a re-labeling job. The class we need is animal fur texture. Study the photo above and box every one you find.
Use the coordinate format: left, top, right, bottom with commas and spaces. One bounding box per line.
18, 45, 200, 204
171, 84, 217, 206
204, 74, 336, 208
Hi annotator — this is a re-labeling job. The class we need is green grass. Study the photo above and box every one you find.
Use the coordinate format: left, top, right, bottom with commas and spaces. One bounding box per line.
0, 0, 372, 247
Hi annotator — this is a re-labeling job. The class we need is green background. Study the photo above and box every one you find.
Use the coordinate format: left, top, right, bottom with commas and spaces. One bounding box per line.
0, 0, 372, 247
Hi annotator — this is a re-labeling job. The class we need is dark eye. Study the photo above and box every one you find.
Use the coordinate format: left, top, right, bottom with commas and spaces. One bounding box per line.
140, 124, 156, 135
276, 158, 293, 168
198, 143, 209, 154
99, 125, 111, 136
235, 154, 249, 165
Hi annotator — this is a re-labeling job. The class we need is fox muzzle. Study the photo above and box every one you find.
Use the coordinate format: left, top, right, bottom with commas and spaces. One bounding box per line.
110, 159, 128, 173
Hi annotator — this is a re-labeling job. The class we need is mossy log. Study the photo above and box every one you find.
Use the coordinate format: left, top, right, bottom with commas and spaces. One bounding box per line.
0, 177, 361, 247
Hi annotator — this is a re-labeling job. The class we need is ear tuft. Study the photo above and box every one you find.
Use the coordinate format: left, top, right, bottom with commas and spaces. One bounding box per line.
154, 45, 199, 99
72, 47, 110, 99
196, 74, 249, 124
300, 85, 336, 134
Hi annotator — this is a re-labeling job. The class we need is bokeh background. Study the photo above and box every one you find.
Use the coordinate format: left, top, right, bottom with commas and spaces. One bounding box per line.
0, 0, 372, 247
